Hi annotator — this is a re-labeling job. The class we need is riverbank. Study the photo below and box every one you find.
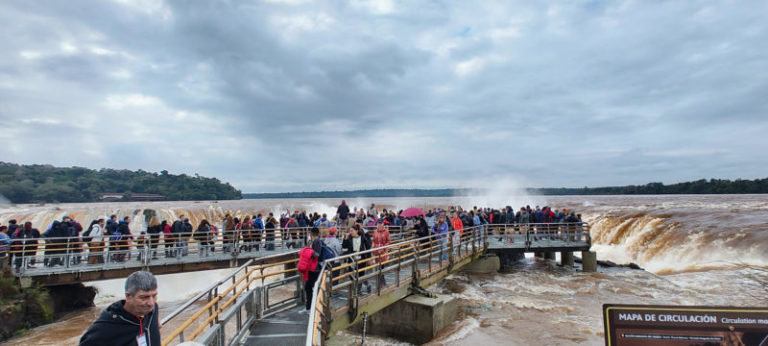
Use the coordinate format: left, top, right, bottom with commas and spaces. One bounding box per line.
0, 277, 53, 341
0, 263, 96, 342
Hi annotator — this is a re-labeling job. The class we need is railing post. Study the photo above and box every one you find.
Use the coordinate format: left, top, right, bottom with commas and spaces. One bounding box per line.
236, 299, 242, 335
21, 241, 27, 275
396, 246, 402, 287
448, 232, 454, 269
428, 236, 433, 272
323, 266, 333, 337
376, 255, 382, 296
208, 290, 215, 327
65, 238, 71, 268
255, 286, 263, 319
348, 257, 358, 320
214, 287, 220, 324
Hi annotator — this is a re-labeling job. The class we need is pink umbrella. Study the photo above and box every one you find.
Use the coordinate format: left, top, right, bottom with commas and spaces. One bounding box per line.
400, 207, 425, 218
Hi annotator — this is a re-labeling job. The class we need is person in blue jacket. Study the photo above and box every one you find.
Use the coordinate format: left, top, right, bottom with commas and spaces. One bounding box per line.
432, 214, 450, 261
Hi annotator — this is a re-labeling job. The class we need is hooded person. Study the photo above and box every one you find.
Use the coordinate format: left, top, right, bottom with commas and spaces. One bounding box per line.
79, 271, 160, 346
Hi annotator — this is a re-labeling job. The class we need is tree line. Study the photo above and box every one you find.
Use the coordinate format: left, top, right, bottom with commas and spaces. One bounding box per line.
244, 178, 768, 199
536, 178, 768, 195
0, 162, 242, 203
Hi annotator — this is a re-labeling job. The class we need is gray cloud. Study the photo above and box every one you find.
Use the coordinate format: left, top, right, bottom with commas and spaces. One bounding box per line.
1, 0, 767, 192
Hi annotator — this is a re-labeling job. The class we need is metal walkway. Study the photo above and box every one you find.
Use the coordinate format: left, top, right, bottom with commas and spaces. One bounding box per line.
160, 223, 592, 345
3, 226, 415, 286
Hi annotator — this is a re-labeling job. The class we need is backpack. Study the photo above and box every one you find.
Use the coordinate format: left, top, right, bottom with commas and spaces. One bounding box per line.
171, 220, 183, 234
106, 220, 118, 235
316, 219, 330, 229
110, 230, 122, 242
82, 222, 95, 243
319, 242, 337, 264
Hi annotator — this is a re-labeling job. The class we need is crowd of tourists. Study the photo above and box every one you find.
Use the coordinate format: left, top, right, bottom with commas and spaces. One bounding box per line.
0, 200, 583, 274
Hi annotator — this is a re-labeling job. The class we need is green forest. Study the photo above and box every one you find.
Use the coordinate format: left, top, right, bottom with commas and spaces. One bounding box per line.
244, 178, 768, 199
536, 178, 768, 195
0, 162, 242, 203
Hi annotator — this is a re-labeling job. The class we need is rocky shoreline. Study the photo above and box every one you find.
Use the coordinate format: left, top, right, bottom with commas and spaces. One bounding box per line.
0, 274, 96, 341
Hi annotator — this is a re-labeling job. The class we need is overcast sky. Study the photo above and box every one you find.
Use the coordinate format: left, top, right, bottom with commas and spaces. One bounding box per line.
1, 1, 766, 193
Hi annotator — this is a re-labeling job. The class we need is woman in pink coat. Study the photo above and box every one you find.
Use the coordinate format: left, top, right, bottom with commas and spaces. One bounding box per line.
372, 220, 391, 263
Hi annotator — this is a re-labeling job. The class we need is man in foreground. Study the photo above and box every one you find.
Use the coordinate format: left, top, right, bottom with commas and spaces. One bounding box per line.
80, 271, 161, 346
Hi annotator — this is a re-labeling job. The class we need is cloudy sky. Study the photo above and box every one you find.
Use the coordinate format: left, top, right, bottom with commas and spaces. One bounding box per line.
1, 1, 766, 192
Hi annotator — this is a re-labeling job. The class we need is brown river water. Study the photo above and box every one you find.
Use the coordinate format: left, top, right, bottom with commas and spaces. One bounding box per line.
1, 194, 767, 345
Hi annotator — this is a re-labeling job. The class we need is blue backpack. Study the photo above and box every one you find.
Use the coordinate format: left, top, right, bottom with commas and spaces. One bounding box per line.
319, 243, 337, 265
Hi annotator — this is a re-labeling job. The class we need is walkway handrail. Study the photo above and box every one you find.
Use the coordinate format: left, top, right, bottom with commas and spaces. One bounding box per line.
160, 256, 303, 345
158, 226, 475, 345
3, 227, 321, 277
160, 220, 591, 345
306, 262, 331, 346
160, 258, 255, 326
1, 226, 407, 257
303, 225, 489, 346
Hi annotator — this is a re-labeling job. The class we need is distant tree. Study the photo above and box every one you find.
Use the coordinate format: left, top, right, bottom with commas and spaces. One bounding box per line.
0, 162, 242, 203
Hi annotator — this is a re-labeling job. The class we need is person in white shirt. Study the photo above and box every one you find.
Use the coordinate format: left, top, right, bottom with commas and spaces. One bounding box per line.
87, 218, 106, 264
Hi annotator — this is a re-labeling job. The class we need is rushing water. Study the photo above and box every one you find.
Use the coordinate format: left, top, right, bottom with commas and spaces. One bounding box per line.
1, 195, 767, 345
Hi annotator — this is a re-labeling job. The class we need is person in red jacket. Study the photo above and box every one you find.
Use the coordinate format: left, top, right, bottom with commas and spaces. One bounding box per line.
299, 228, 323, 313
450, 211, 464, 255
542, 207, 557, 240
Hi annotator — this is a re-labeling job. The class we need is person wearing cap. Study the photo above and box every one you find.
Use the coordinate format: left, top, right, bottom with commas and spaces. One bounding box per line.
425, 210, 436, 228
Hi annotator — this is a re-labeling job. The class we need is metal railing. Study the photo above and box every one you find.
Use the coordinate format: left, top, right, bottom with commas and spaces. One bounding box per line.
483, 222, 592, 248
153, 222, 592, 345
160, 256, 303, 345
160, 258, 255, 327
306, 262, 331, 346
159, 227, 414, 346
305, 225, 488, 345
1, 225, 407, 277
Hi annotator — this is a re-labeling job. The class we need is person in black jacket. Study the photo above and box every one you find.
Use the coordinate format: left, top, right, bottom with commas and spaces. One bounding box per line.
264, 213, 277, 251
415, 216, 430, 250
12, 222, 41, 270
341, 224, 372, 294
43, 220, 69, 267
146, 217, 162, 259
114, 217, 132, 262
80, 271, 160, 346
336, 200, 350, 231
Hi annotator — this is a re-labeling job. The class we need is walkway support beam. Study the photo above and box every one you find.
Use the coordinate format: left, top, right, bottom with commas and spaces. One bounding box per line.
581, 251, 597, 272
